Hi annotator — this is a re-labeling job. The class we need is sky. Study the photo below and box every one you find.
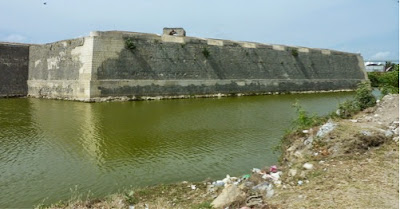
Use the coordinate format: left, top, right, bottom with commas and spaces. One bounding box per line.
1, 0, 398, 61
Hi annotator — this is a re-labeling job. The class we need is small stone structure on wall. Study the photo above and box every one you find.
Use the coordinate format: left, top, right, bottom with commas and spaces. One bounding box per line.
1, 28, 368, 101
162, 28, 186, 36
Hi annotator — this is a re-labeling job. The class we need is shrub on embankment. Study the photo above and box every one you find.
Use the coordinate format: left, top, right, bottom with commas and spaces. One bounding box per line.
368, 63, 399, 95
294, 81, 376, 129
337, 81, 376, 118
278, 81, 377, 158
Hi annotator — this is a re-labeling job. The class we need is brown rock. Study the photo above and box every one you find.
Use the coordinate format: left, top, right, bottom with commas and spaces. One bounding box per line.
211, 185, 246, 208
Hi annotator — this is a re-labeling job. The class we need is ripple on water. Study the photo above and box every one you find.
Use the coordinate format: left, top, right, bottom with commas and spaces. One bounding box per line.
0, 93, 355, 207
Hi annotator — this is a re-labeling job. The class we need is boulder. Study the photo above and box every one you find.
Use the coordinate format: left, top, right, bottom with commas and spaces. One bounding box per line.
211, 185, 245, 208
316, 121, 337, 138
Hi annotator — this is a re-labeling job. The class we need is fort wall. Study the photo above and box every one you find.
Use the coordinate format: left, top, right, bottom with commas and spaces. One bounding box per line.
26, 30, 368, 101
28, 37, 94, 100
0, 43, 30, 97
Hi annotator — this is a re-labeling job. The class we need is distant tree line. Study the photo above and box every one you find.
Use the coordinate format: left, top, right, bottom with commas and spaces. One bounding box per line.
368, 62, 399, 94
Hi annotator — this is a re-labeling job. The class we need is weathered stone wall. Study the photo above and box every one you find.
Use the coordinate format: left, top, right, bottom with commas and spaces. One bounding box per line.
26, 30, 368, 100
28, 37, 94, 100
90, 31, 367, 98
0, 43, 29, 97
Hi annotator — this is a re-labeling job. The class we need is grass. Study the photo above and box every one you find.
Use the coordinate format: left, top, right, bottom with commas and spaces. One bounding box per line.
291, 48, 299, 57
191, 201, 214, 209
291, 99, 328, 131
336, 82, 376, 119
277, 81, 377, 161
38, 181, 215, 208
202, 48, 210, 58
125, 38, 137, 52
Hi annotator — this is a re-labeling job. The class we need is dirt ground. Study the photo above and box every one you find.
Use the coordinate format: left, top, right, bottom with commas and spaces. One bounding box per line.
268, 94, 399, 209
43, 94, 399, 209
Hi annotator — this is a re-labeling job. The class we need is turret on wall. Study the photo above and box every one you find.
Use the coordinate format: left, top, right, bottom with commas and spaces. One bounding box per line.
162, 28, 186, 36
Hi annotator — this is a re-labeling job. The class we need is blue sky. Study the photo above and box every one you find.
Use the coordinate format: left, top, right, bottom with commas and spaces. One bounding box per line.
1, 0, 398, 60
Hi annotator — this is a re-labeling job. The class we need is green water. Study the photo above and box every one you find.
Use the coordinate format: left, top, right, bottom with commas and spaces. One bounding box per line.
0, 93, 354, 207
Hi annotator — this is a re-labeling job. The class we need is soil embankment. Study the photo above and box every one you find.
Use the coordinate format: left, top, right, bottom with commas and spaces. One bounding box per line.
267, 93, 399, 208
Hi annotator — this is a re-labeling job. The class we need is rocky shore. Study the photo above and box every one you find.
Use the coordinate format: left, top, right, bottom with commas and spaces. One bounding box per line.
40, 94, 399, 209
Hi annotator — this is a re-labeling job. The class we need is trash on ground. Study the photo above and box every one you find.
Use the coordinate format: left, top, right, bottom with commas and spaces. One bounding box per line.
316, 120, 337, 138
303, 163, 314, 170
269, 165, 278, 173
242, 174, 251, 180
245, 195, 263, 207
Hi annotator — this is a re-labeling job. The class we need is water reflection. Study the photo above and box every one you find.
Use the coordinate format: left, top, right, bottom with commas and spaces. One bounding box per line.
0, 92, 355, 207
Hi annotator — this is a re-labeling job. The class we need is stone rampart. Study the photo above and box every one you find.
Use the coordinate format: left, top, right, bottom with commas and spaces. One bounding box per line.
0, 43, 30, 97
26, 30, 368, 101
28, 37, 94, 100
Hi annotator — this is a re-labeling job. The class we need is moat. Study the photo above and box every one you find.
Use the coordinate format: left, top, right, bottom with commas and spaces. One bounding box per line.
0, 92, 354, 207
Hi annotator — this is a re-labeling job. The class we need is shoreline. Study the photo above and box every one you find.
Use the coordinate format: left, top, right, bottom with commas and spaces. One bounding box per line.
37, 93, 399, 209
24, 89, 356, 103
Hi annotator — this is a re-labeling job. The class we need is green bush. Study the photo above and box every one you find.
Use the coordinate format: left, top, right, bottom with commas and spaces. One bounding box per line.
125, 38, 136, 52
292, 100, 325, 130
367, 72, 380, 87
367, 64, 399, 95
336, 81, 376, 118
291, 49, 299, 57
354, 81, 376, 110
337, 100, 360, 118
381, 84, 399, 95
202, 47, 210, 58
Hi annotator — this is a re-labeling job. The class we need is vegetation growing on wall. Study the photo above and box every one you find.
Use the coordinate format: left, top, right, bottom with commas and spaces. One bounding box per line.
291, 49, 299, 57
202, 47, 210, 58
368, 63, 399, 94
124, 38, 136, 53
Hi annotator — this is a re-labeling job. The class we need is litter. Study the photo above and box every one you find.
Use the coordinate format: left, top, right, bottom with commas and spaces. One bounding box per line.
270, 172, 281, 180
316, 121, 337, 138
252, 182, 270, 192
242, 174, 251, 180
303, 163, 314, 170
269, 165, 278, 173
222, 175, 232, 185
245, 195, 263, 207
213, 180, 225, 187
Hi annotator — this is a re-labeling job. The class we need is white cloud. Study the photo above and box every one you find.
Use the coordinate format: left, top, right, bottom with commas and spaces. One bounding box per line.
371, 51, 391, 60
3, 34, 27, 43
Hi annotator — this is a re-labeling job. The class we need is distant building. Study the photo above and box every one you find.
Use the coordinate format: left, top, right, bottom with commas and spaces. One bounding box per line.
365, 62, 385, 72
